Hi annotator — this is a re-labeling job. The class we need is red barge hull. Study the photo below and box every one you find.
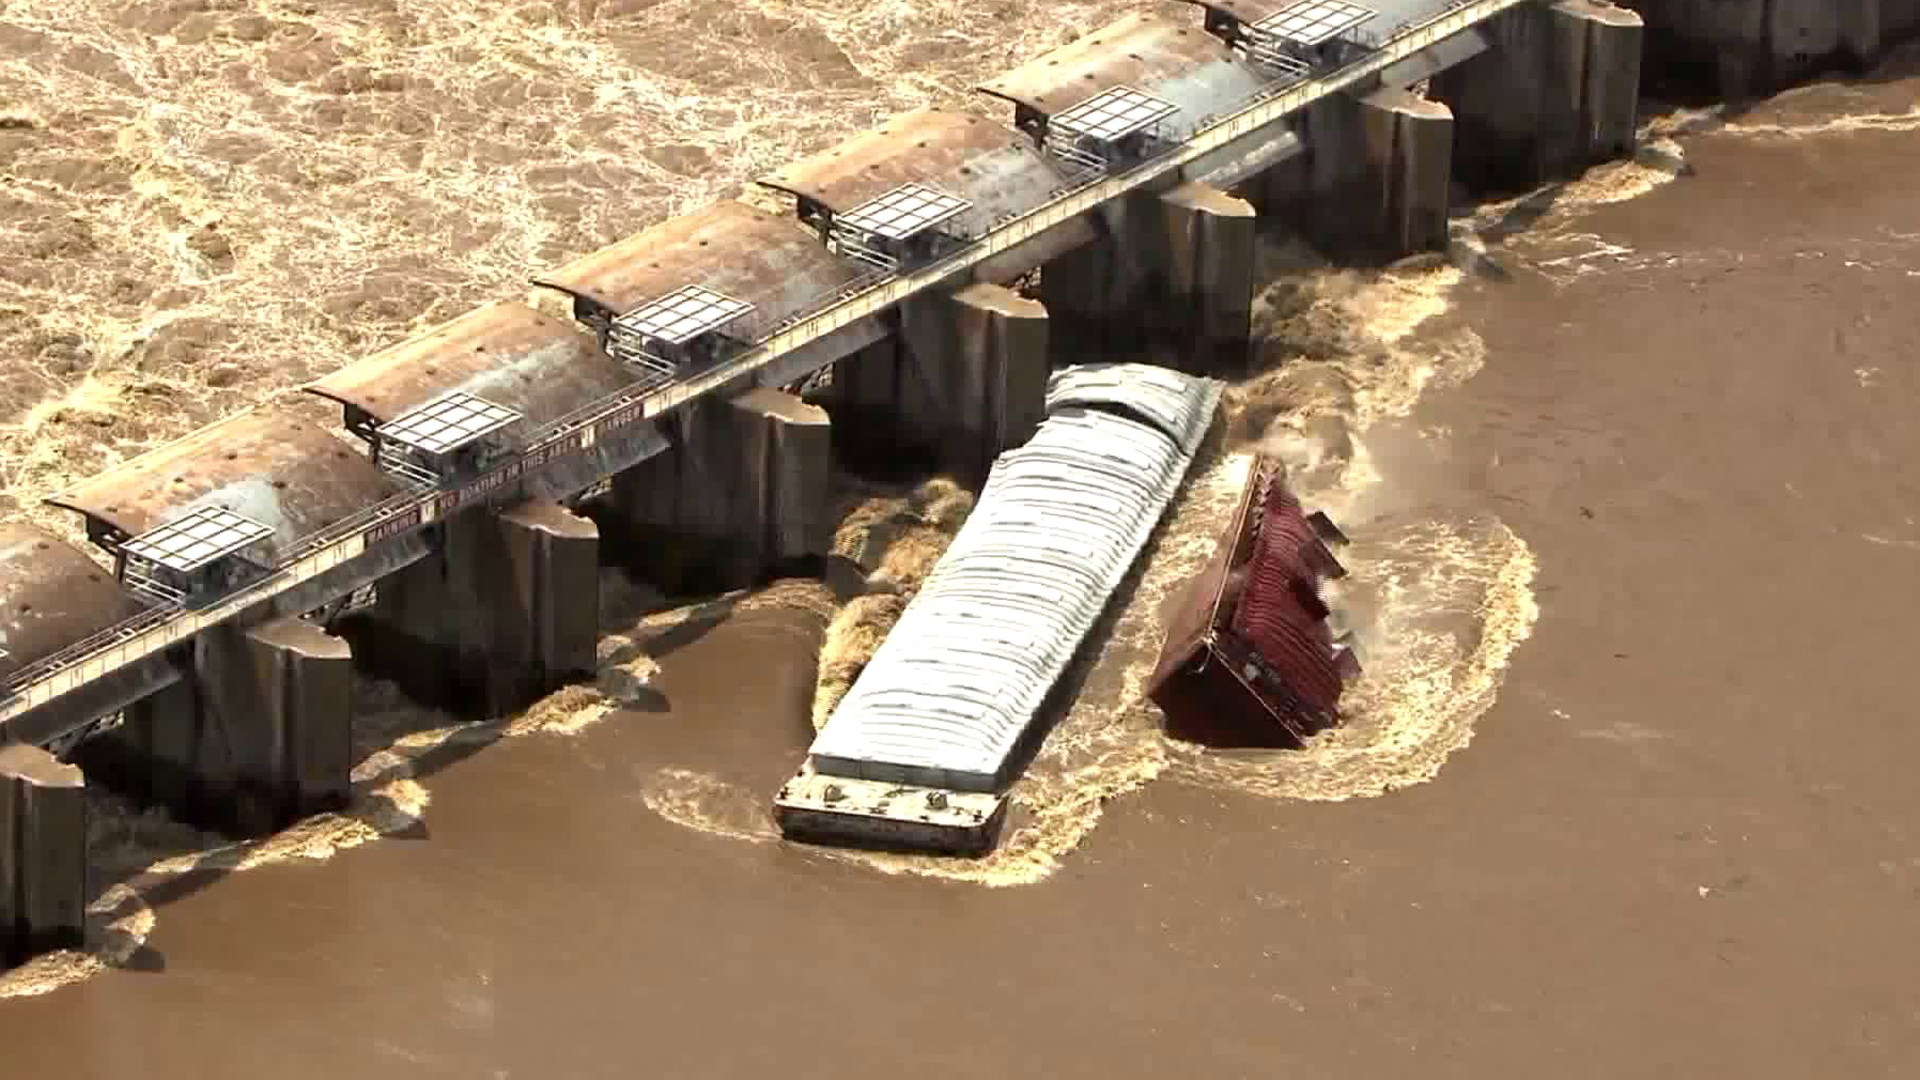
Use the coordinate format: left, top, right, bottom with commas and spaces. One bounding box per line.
1147, 454, 1359, 748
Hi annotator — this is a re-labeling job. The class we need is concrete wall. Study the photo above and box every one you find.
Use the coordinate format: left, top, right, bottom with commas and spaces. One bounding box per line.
603, 390, 832, 592
1621, 0, 1920, 96
1041, 181, 1256, 375
1, 744, 85, 968
347, 499, 598, 716
74, 615, 354, 836
1433, 0, 1644, 192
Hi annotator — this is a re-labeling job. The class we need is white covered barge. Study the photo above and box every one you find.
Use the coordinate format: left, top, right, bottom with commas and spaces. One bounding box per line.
775, 363, 1223, 854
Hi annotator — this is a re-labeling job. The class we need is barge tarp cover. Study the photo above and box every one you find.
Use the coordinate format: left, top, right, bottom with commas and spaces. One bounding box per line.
805, 363, 1223, 792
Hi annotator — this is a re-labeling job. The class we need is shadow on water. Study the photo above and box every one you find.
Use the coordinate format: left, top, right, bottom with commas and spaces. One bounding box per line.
636, 596, 735, 661
1629, 22, 1920, 116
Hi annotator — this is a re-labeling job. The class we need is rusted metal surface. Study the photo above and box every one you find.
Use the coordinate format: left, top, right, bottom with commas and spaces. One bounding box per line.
305, 301, 631, 426
977, 13, 1255, 117
1147, 454, 1357, 748
1178, 0, 1455, 38
532, 201, 866, 323
0, 525, 145, 679
44, 400, 405, 553
1149, 450, 1265, 695
1174, 0, 1320, 24
1230, 476, 1347, 718
757, 109, 1067, 237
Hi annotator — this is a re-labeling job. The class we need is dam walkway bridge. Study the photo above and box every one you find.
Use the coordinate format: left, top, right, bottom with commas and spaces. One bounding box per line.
0, 0, 1530, 751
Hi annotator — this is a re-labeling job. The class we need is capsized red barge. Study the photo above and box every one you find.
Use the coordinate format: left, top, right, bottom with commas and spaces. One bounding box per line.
1146, 453, 1361, 748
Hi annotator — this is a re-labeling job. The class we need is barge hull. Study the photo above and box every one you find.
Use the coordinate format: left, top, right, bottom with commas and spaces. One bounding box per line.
774, 766, 1008, 857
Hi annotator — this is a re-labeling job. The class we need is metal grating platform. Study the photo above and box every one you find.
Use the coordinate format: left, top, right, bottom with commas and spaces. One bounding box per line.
616, 285, 756, 347
1253, 0, 1377, 47
123, 506, 274, 574
835, 183, 973, 243
379, 390, 523, 456
1050, 85, 1180, 144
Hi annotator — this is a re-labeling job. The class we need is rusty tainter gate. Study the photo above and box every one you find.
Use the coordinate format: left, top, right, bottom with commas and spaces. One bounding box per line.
305, 300, 676, 500
0, 525, 146, 680
533, 201, 870, 336
978, 12, 1268, 142
532, 200, 888, 392
44, 400, 409, 611
757, 108, 1062, 226
306, 302, 633, 431
1147, 453, 1359, 748
47, 402, 405, 558
0, 525, 179, 752
757, 108, 1077, 275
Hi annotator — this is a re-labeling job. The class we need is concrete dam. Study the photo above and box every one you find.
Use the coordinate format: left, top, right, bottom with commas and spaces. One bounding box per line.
3, 0, 1915, 968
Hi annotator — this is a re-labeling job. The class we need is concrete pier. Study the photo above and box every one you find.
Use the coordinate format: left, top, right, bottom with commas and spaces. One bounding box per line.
0, 744, 86, 966
74, 616, 354, 835
350, 500, 599, 715
198, 618, 354, 833
1257, 87, 1455, 259
1433, 0, 1645, 192
1042, 181, 1256, 374
1368, 89, 1457, 257
1622, 0, 1920, 97
837, 283, 1051, 481
1158, 183, 1258, 374
606, 390, 832, 591
1348, 88, 1456, 258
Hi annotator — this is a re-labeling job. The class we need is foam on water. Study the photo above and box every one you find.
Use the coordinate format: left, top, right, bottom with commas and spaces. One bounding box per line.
642, 768, 782, 847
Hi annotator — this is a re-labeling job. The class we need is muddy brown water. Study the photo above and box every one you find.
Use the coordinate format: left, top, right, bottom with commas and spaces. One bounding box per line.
3, 71, 1919, 1080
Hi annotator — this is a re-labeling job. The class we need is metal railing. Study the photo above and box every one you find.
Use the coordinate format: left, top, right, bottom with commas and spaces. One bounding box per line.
376, 453, 440, 490
602, 329, 683, 379
0, 0, 1529, 734
825, 226, 902, 273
